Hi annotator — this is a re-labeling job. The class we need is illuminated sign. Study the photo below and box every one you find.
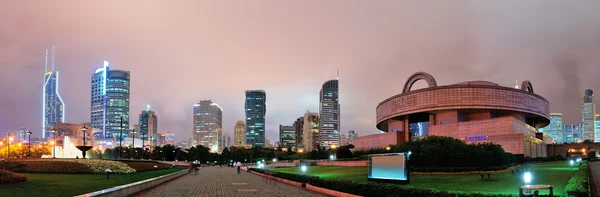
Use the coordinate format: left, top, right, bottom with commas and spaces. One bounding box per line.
467, 136, 488, 141
368, 152, 410, 184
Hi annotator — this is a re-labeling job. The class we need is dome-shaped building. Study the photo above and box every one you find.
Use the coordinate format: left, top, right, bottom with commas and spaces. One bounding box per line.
376, 72, 552, 158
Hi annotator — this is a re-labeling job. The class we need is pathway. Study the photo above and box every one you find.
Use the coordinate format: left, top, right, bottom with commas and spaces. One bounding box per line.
589, 161, 600, 197
135, 166, 326, 197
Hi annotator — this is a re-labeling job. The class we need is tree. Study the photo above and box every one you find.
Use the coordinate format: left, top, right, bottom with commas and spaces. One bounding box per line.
336, 147, 353, 159
583, 139, 593, 144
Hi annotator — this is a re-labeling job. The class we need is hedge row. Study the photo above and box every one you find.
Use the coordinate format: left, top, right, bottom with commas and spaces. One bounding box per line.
0, 169, 27, 184
0, 159, 138, 174
121, 161, 170, 172
411, 164, 513, 173
249, 168, 515, 197
565, 162, 589, 197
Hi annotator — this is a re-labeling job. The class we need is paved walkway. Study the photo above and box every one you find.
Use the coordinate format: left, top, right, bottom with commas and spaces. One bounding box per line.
135, 167, 326, 197
589, 161, 600, 197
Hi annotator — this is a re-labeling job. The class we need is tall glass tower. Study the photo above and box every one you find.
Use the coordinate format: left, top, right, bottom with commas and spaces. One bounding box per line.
582, 89, 596, 142
193, 100, 223, 152
544, 113, 565, 143
91, 61, 130, 141
245, 90, 266, 147
139, 104, 158, 146
42, 46, 65, 138
319, 79, 340, 148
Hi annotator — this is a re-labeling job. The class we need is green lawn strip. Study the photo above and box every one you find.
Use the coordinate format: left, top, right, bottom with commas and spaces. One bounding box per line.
0, 168, 182, 197
272, 161, 576, 196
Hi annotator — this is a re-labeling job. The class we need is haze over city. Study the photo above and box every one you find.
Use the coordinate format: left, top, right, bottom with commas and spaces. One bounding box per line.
2, 1, 600, 143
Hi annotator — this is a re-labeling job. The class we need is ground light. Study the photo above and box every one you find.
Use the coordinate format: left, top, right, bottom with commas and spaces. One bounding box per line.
523, 172, 532, 185
272, 158, 277, 162
330, 155, 335, 160
301, 165, 307, 173
570, 160, 574, 167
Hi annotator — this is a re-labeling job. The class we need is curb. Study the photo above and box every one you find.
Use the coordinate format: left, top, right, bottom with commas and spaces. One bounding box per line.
248, 170, 362, 197
74, 170, 189, 197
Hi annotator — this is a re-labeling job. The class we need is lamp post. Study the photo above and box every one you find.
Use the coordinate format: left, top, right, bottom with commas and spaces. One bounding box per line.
26, 130, 32, 157
49, 126, 56, 158
81, 126, 88, 158
131, 129, 136, 159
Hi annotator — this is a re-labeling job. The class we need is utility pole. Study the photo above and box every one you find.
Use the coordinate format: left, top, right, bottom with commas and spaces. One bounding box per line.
119, 116, 123, 159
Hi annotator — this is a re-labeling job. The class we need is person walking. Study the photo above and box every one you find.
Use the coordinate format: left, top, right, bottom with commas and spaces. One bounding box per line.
236, 161, 241, 174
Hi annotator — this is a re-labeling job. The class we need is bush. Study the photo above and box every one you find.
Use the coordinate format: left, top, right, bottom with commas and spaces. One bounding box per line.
335, 147, 353, 159
0, 160, 92, 174
250, 168, 514, 197
73, 160, 136, 174
0, 169, 27, 184
565, 162, 589, 197
122, 161, 170, 172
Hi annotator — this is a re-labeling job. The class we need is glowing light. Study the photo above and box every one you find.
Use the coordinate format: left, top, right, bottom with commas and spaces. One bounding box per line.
18, 143, 21, 147
523, 172, 532, 184
272, 158, 277, 162
50, 141, 55, 145
0, 142, 3, 145
298, 149, 304, 153
9, 137, 13, 142
386, 146, 391, 151
45, 71, 52, 76
330, 144, 337, 149
301, 165, 307, 173
330, 155, 335, 160
570, 160, 574, 167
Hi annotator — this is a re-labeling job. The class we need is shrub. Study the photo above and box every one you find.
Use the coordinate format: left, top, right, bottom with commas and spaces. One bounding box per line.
250, 168, 514, 197
0, 169, 27, 184
0, 160, 92, 173
74, 160, 136, 174
122, 161, 169, 172
335, 147, 353, 159
565, 162, 589, 197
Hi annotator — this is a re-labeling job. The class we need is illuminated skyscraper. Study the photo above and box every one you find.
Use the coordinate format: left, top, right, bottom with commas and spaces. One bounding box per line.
193, 100, 223, 153
319, 79, 340, 148
543, 113, 564, 143
139, 104, 158, 146
42, 46, 65, 138
582, 89, 596, 142
564, 124, 584, 143
90, 61, 130, 141
245, 90, 266, 146
279, 125, 296, 149
303, 112, 320, 151
234, 120, 245, 147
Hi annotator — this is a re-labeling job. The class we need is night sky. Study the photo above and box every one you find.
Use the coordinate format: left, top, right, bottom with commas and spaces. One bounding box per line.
1, 1, 600, 143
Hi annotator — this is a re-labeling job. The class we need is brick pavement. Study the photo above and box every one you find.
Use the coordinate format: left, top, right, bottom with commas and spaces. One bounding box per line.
589, 161, 600, 197
135, 166, 326, 197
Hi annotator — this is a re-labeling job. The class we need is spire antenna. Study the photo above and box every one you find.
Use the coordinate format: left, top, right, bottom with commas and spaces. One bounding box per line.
336, 68, 339, 80
45, 49, 48, 73
51, 46, 56, 71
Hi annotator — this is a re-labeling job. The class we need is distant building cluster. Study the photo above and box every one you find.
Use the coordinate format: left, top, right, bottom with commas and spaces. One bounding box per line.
540, 89, 600, 144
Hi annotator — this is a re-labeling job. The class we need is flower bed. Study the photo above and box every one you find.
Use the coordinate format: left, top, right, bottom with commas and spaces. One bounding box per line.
0, 169, 27, 184
121, 161, 170, 172
0, 159, 135, 174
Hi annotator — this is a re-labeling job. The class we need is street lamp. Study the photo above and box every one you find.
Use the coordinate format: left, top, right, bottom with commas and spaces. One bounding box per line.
7, 133, 13, 158
26, 130, 32, 157
81, 126, 88, 159
131, 129, 136, 159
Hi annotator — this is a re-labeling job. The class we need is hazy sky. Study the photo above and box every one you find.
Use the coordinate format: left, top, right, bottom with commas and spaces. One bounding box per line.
1, 1, 600, 143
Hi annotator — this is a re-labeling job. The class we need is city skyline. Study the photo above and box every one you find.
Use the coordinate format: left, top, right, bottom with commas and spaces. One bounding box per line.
3, 1, 600, 143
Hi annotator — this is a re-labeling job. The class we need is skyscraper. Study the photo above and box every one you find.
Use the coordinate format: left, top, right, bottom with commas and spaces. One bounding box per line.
245, 90, 266, 147
543, 113, 565, 143
139, 104, 158, 146
222, 133, 232, 149
319, 79, 340, 148
564, 124, 584, 143
42, 46, 65, 138
347, 130, 357, 145
582, 89, 596, 142
91, 61, 130, 141
303, 112, 320, 151
294, 116, 304, 149
279, 125, 296, 149
234, 120, 245, 147
193, 100, 223, 153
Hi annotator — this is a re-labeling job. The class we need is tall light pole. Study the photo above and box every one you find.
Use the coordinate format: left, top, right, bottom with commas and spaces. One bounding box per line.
131, 129, 136, 159
81, 126, 88, 159
7, 133, 13, 158
26, 130, 32, 157
49, 126, 56, 158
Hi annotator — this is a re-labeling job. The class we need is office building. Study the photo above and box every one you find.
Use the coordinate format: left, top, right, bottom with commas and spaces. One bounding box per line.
319, 79, 340, 148
279, 125, 296, 149
347, 130, 357, 145
157, 132, 166, 146
42, 46, 65, 138
294, 116, 304, 149
222, 133, 232, 149
245, 90, 266, 146
91, 61, 130, 141
582, 89, 597, 142
17, 128, 28, 142
564, 124, 584, 144
234, 120, 245, 147
596, 114, 600, 143
303, 112, 320, 151
543, 113, 565, 143
139, 104, 158, 146
165, 132, 175, 145
193, 100, 223, 153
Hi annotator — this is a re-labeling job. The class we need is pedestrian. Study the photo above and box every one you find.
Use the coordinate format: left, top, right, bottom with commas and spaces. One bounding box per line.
189, 162, 194, 174
236, 161, 241, 174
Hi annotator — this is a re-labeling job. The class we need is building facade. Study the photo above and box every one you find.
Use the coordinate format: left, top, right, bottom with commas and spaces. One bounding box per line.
319, 80, 340, 149
234, 120, 245, 147
294, 116, 304, 149
597, 114, 600, 143
376, 72, 551, 158
279, 125, 296, 149
303, 112, 320, 151
564, 124, 584, 143
139, 105, 158, 146
193, 100, 223, 153
165, 132, 175, 145
17, 128, 28, 142
91, 61, 130, 141
543, 113, 565, 143
245, 90, 266, 147
582, 89, 597, 142
353, 131, 398, 150
347, 130, 356, 145
43, 46, 65, 138
222, 133, 232, 149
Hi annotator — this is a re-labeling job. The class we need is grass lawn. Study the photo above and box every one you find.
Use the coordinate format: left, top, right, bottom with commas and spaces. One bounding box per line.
272, 161, 578, 196
0, 168, 183, 197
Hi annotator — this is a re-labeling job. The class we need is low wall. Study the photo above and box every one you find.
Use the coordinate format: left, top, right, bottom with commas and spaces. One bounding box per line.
249, 171, 303, 187
74, 170, 188, 197
317, 161, 368, 167
306, 184, 362, 197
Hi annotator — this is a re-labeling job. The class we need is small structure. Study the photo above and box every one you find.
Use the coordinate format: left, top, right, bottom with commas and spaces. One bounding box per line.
367, 152, 410, 184
519, 185, 553, 197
